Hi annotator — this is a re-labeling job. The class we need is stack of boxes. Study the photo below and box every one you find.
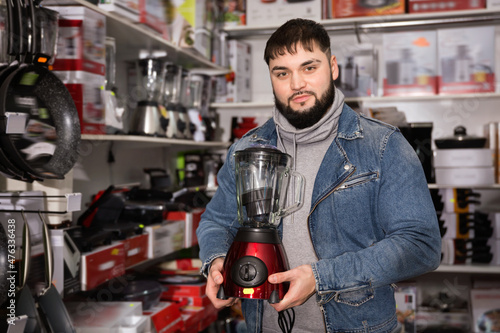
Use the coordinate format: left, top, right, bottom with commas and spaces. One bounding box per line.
47, 6, 107, 134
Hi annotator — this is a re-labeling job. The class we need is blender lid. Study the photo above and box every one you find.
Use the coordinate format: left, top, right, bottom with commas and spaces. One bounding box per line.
235, 145, 291, 161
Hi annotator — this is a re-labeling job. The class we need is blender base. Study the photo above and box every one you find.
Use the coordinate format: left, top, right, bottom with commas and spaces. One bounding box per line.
218, 227, 290, 303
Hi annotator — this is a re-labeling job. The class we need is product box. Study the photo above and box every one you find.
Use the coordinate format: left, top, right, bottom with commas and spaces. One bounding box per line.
216, 39, 251, 103
80, 242, 126, 291
487, 0, 500, 9
383, 30, 438, 96
395, 284, 417, 333
246, 0, 321, 27
139, 0, 168, 37
433, 148, 494, 168
408, 0, 485, 13
53, 71, 106, 134
221, 0, 246, 27
437, 26, 496, 95
435, 166, 495, 186
470, 289, 500, 332
143, 301, 184, 333
50, 227, 82, 297
160, 281, 207, 298
334, 0, 405, 18
47, 6, 106, 76
336, 43, 378, 97
166, 0, 213, 58
165, 208, 204, 247
98, 0, 141, 22
144, 220, 185, 259
122, 233, 149, 268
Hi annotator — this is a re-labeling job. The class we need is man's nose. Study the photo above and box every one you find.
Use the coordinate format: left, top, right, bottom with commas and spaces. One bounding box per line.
290, 73, 306, 91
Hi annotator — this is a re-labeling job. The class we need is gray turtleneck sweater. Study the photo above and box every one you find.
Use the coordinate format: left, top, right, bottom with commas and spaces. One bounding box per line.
262, 87, 345, 332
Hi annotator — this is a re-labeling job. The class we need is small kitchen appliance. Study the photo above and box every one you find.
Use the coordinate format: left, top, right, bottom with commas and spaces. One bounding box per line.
217, 146, 304, 303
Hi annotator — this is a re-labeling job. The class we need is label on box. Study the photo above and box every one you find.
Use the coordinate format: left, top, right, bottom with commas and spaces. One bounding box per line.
438, 26, 496, 95
81, 243, 125, 291
335, 0, 405, 18
123, 233, 149, 268
408, 0, 485, 13
383, 31, 438, 96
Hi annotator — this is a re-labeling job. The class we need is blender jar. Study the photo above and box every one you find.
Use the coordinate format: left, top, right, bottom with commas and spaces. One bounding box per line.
235, 146, 304, 228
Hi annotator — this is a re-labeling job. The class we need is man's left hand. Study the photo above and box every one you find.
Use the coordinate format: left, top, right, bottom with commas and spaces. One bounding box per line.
268, 264, 316, 312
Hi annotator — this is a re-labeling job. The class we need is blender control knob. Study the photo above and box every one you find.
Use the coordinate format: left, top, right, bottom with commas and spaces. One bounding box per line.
239, 264, 257, 281
231, 256, 268, 288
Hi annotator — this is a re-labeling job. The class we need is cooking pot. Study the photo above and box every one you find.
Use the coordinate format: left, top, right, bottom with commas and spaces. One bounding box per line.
118, 280, 164, 310
434, 126, 486, 149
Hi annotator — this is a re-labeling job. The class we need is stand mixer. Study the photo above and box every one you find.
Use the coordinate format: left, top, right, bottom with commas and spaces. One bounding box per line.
217, 146, 304, 303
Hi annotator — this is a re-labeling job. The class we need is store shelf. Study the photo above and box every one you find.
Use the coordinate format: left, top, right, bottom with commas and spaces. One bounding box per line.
69, 0, 227, 74
81, 134, 231, 150
225, 8, 500, 37
435, 264, 500, 274
212, 92, 500, 109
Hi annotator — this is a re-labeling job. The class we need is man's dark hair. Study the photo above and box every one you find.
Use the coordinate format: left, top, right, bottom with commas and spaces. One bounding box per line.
264, 18, 331, 65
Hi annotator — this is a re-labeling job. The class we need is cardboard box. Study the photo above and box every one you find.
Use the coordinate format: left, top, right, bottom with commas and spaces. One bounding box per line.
48, 6, 106, 76
334, 0, 405, 18
337, 43, 378, 97
216, 39, 251, 103
143, 301, 184, 333
166, 208, 204, 247
395, 284, 417, 333
470, 289, 500, 332
221, 0, 246, 27
433, 148, 493, 168
408, 0, 485, 13
161, 281, 207, 298
438, 26, 496, 95
122, 233, 149, 268
53, 71, 106, 134
50, 227, 82, 296
80, 242, 126, 291
383, 30, 438, 96
435, 166, 495, 186
139, 0, 168, 37
98, 0, 141, 22
247, 0, 321, 27
145, 220, 185, 259
487, 0, 500, 9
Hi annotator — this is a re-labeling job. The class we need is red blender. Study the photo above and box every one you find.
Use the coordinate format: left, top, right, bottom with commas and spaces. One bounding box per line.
217, 146, 304, 303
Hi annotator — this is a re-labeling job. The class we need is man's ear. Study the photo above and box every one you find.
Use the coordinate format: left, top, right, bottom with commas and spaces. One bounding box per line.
330, 55, 339, 81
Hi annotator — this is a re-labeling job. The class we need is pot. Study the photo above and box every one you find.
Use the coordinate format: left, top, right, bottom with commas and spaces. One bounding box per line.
434, 126, 486, 149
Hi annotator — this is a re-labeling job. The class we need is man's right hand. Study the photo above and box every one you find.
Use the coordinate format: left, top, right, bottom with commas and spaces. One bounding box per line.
206, 257, 238, 309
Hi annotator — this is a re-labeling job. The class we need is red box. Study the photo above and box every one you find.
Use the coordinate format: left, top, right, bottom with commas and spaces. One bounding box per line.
198, 303, 218, 332
163, 294, 211, 307
180, 306, 205, 331
408, 0, 485, 13
80, 242, 125, 291
165, 208, 204, 247
161, 281, 207, 299
138, 0, 168, 38
143, 301, 183, 333
334, 0, 405, 18
123, 233, 149, 268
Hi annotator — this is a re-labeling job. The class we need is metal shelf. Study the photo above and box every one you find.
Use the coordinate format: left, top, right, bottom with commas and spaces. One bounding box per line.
68, 0, 227, 74
211, 92, 500, 109
81, 134, 231, 150
435, 264, 500, 274
225, 9, 500, 37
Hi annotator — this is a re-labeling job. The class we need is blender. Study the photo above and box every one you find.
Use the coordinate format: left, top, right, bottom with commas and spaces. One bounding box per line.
129, 52, 166, 136
217, 146, 304, 303
161, 63, 188, 139
182, 72, 206, 142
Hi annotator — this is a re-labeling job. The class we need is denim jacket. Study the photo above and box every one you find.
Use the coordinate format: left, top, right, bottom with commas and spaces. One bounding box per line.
197, 104, 442, 333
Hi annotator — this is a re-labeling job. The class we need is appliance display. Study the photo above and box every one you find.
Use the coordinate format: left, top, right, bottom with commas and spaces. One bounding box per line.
217, 146, 304, 303
161, 63, 186, 139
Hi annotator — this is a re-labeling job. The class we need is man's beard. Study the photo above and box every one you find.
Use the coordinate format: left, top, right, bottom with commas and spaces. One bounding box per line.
274, 79, 336, 129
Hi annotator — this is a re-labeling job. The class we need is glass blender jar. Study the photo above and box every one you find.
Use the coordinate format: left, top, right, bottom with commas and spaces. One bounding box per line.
217, 146, 304, 303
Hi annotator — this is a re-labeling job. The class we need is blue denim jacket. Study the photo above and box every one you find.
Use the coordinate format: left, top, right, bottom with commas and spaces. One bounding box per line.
197, 104, 441, 333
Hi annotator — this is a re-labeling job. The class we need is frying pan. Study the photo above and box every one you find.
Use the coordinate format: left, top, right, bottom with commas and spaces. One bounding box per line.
0, 0, 37, 182
37, 212, 76, 333
0, 0, 80, 180
15, 212, 45, 333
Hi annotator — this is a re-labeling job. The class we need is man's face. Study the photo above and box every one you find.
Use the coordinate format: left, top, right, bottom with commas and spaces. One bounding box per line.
269, 42, 339, 129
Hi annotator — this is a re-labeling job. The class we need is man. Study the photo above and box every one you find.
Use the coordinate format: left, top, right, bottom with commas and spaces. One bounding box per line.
197, 18, 441, 332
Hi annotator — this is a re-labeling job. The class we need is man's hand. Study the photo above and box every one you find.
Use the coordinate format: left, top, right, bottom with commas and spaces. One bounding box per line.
268, 264, 316, 312
206, 257, 238, 309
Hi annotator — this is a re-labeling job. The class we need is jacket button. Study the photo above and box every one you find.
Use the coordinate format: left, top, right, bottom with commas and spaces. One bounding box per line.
344, 164, 350, 170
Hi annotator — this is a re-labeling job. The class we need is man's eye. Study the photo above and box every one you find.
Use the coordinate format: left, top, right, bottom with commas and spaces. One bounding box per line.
305, 66, 316, 72
276, 72, 287, 78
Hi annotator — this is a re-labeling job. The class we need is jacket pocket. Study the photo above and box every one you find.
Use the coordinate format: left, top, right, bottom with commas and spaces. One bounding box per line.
337, 171, 378, 190
333, 283, 374, 306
